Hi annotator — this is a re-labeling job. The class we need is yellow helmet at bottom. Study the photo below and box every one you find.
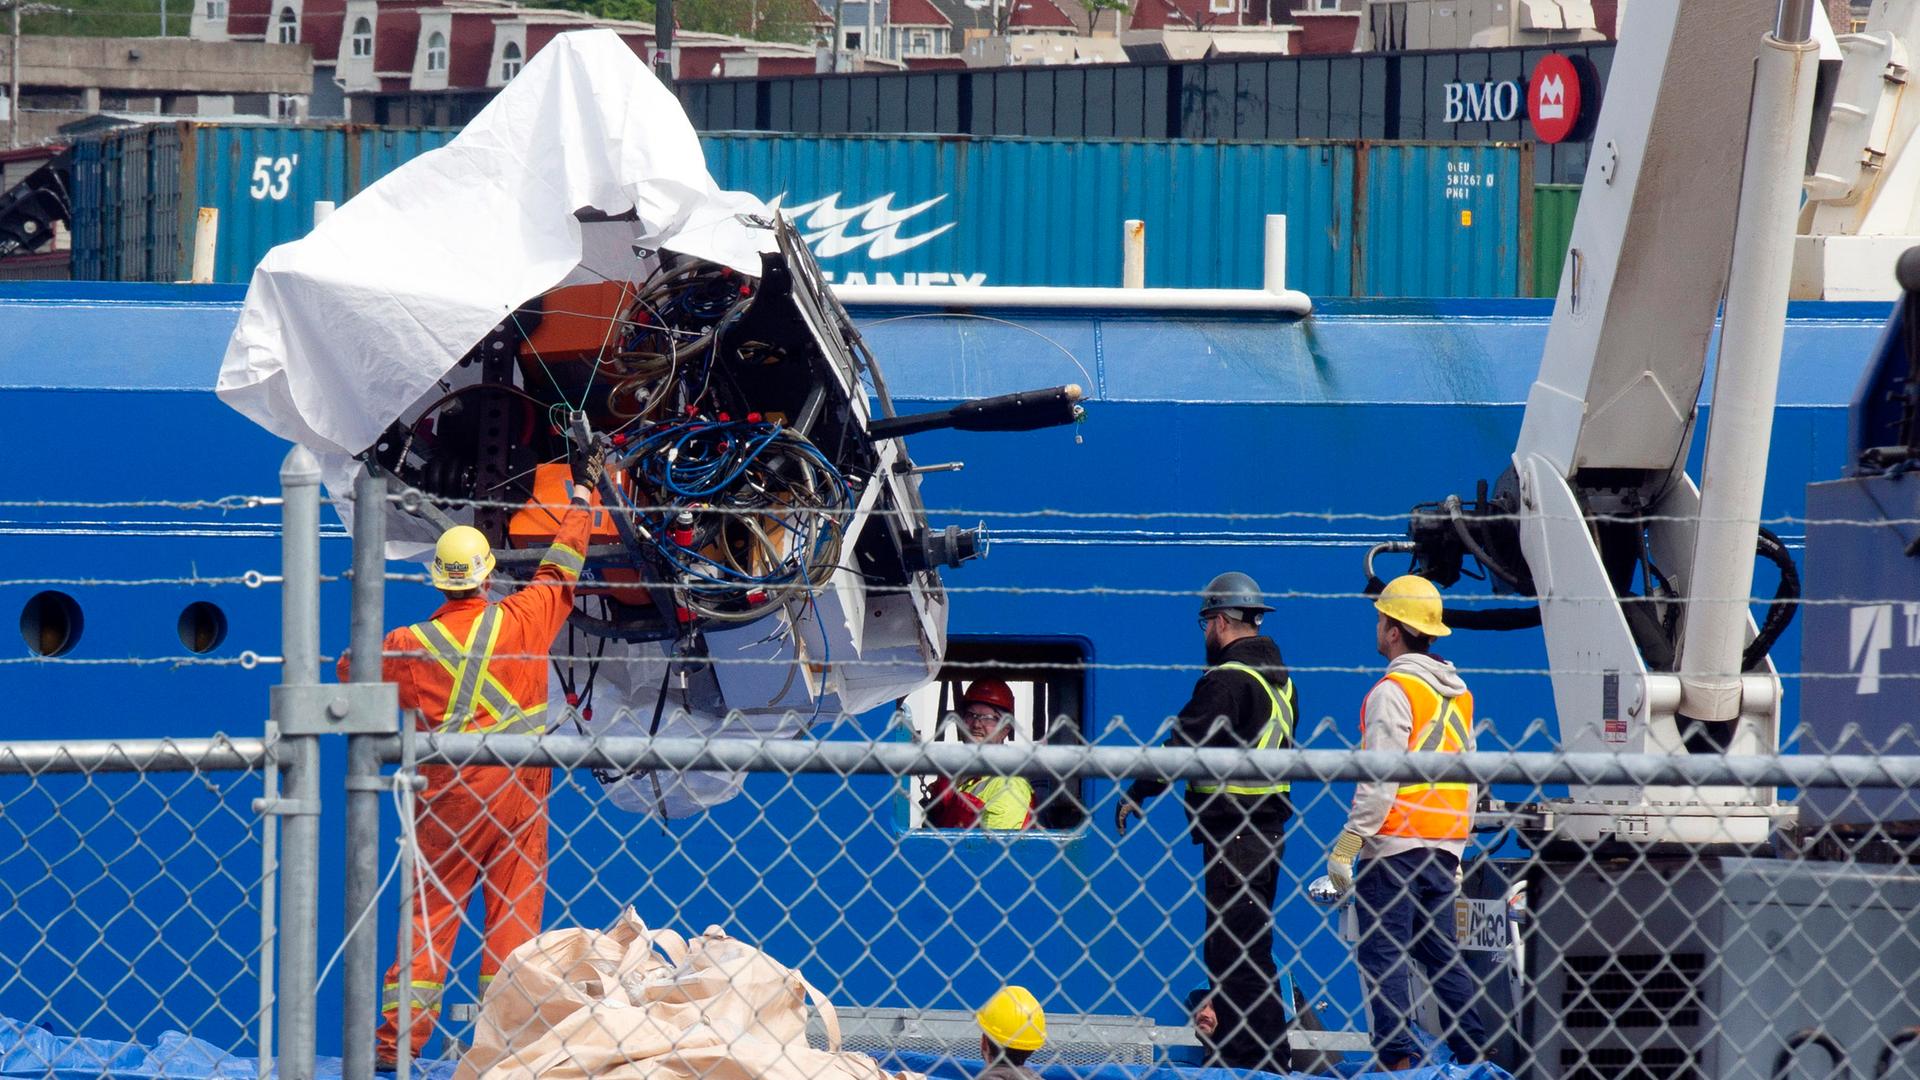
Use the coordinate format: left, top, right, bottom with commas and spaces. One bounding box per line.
430, 525, 495, 591
977, 985, 1046, 1052
1374, 573, 1450, 637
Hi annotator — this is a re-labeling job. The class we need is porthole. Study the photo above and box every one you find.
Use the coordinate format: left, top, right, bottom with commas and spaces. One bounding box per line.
177, 601, 229, 654
19, 591, 83, 657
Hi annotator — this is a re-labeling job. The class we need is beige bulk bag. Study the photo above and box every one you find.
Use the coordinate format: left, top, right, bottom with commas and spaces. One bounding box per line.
454, 909, 922, 1080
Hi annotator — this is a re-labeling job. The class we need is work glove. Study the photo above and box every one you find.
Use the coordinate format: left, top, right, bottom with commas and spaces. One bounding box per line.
570, 444, 606, 496
1326, 829, 1365, 896
1114, 796, 1144, 836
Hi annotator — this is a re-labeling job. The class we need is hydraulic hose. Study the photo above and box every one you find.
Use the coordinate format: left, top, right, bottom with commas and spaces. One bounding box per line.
1742, 525, 1801, 671
1444, 495, 1528, 589
1362, 542, 1541, 631
1444, 606, 1544, 632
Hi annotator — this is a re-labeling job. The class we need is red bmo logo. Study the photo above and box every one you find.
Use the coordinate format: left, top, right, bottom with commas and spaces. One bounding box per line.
1529, 53, 1581, 144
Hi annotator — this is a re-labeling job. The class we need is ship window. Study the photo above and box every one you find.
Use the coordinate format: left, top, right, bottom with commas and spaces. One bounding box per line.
177, 602, 228, 654
425, 31, 447, 72
349, 17, 372, 58
20, 591, 83, 658
901, 638, 1089, 832
276, 7, 296, 43
500, 40, 521, 80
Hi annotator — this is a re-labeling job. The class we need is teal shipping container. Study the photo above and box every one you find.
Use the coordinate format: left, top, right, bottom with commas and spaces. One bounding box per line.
70, 123, 457, 284
1357, 142, 1533, 298
701, 134, 1528, 296
71, 124, 1528, 297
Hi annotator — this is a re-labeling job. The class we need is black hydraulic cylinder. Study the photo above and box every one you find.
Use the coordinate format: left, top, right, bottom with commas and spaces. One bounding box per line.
867, 384, 1083, 442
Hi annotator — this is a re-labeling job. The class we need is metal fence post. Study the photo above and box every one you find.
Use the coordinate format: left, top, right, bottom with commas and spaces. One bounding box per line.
275, 445, 323, 1080
343, 465, 388, 1080
256, 718, 279, 1080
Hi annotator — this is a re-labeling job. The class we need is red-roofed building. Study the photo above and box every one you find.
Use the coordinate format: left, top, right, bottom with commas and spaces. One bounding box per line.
1005, 0, 1074, 31
1290, 6, 1358, 54
194, 0, 813, 122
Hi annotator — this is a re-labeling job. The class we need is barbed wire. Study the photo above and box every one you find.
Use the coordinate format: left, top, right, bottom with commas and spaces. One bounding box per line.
367, 488, 1920, 528
0, 652, 277, 667
369, 568, 1874, 606
354, 648, 1915, 680
5, 645, 1887, 677
0, 491, 1906, 531
0, 572, 321, 588
0, 497, 279, 511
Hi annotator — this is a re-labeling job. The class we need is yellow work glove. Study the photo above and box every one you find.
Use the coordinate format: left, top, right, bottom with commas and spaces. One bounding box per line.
1326, 829, 1365, 896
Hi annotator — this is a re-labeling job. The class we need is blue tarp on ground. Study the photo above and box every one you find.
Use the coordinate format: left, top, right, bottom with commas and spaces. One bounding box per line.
0, 1022, 1510, 1080
0, 1021, 256, 1080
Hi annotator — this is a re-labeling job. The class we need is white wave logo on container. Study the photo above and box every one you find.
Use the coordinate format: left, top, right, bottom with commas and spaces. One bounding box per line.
767, 191, 986, 286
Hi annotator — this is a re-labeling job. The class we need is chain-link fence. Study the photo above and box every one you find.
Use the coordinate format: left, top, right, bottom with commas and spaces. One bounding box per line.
8, 455, 1920, 1080
341, 730, 1920, 1080
0, 738, 273, 1076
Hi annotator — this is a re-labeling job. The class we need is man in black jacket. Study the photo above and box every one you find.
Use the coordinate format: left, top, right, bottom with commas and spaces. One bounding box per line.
1115, 571, 1298, 1074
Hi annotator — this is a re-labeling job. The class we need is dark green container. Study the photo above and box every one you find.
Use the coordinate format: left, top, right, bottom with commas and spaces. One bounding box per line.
1532, 183, 1580, 297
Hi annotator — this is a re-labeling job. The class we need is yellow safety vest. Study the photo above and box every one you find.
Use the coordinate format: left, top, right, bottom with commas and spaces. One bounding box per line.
1189, 661, 1295, 796
956, 775, 1035, 830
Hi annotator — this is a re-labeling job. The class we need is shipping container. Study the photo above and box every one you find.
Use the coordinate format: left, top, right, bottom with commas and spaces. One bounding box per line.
71, 125, 184, 282
1532, 183, 1580, 297
71, 124, 1528, 297
701, 134, 1362, 292
682, 42, 1614, 185
351, 127, 460, 191
1356, 142, 1530, 298
70, 123, 457, 285
702, 135, 1526, 296
190, 125, 357, 283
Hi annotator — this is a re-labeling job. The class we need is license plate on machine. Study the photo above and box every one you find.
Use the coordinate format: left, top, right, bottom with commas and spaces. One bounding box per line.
1336, 897, 1513, 953
1454, 897, 1512, 952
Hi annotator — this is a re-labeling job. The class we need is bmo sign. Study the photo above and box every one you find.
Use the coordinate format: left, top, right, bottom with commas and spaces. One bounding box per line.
1528, 53, 1582, 143
1441, 53, 1588, 144
1443, 79, 1522, 123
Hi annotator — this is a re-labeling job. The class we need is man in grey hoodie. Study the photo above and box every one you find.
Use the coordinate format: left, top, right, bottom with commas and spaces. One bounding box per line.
1326, 574, 1485, 1070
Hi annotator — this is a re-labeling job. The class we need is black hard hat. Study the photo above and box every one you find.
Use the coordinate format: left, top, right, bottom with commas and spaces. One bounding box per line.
1199, 571, 1274, 617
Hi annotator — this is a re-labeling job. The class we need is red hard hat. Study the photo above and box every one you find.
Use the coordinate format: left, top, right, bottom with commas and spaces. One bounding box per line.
960, 679, 1016, 713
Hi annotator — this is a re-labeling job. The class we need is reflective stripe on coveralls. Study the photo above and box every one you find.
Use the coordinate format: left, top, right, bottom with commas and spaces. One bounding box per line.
1188, 661, 1296, 795
409, 609, 549, 735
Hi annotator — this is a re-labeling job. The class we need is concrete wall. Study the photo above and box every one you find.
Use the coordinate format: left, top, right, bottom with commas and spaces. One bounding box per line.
0, 36, 310, 95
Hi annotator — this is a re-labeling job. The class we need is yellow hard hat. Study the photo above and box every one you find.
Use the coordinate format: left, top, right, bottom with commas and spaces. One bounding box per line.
976, 985, 1046, 1051
429, 525, 495, 591
1374, 574, 1450, 637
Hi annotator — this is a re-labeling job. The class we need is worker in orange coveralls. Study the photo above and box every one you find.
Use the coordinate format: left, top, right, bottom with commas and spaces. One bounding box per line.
340, 446, 602, 1070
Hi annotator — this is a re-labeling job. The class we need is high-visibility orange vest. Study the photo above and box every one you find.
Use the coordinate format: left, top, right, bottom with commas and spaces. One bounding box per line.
1367, 671, 1475, 840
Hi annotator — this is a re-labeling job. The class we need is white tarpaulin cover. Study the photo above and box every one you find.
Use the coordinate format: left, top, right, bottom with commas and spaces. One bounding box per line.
215, 28, 772, 457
